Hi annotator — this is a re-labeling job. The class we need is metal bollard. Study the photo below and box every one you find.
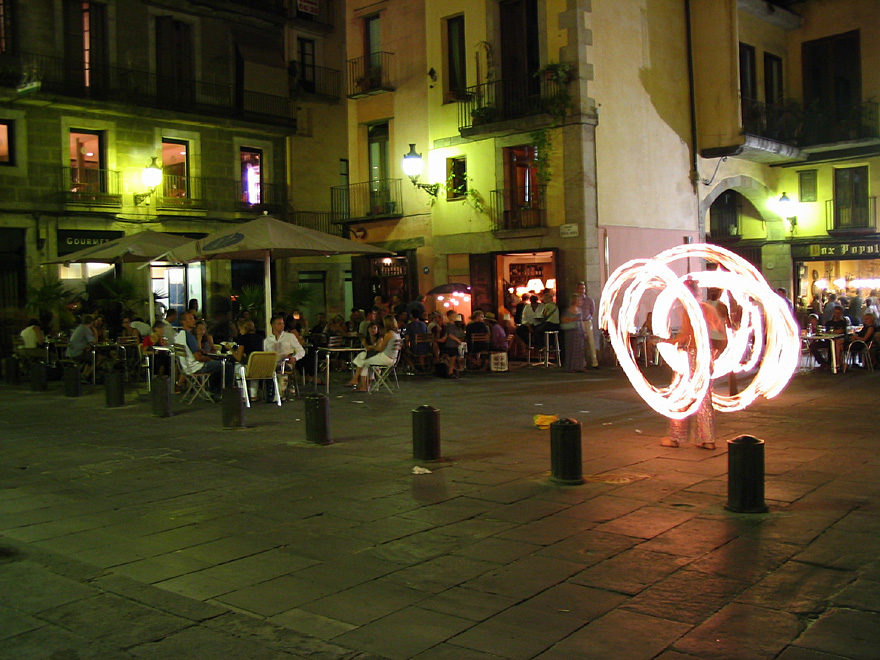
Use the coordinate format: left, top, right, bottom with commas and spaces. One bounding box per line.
550, 418, 584, 485
3, 357, 20, 385
30, 362, 48, 392
151, 375, 173, 418
63, 365, 82, 397
305, 394, 331, 444
105, 370, 125, 407
726, 435, 768, 513
412, 405, 440, 461
222, 387, 246, 429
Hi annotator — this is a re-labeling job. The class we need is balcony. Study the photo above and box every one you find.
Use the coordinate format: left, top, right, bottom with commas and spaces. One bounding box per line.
0, 51, 296, 127
825, 197, 878, 235
62, 167, 121, 206
458, 75, 568, 134
347, 52, 394, 98
741, 98, 879, 148
289, 211, 344, 236
331, 179, 403, 222
491, 186, 547, 232
156, 176, 285, 215
290, 62, 341, 100
289, 0, 334, 30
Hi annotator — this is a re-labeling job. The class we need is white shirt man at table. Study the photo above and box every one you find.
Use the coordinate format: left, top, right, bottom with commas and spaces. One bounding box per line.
265, 314, 305, 400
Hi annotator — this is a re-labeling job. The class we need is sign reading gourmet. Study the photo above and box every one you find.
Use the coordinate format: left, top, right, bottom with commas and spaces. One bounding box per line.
57, 230, 124, 255
791, 241, 880, 260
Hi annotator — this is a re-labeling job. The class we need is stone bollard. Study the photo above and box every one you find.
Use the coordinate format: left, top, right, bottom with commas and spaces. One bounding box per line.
151, 375, 173, 418
63, 365, 82, 397
3, 356, 20, 385
222, 387, 246, 429
412, 405, 440, 461
725, 435, 768, 513
550, 418, 584, 485
105, 370, 125, 407
305, 394, 331, 444
30, 362, 48, 392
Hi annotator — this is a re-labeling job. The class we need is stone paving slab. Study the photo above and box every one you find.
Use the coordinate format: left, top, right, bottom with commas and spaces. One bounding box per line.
2, 366, 880, 659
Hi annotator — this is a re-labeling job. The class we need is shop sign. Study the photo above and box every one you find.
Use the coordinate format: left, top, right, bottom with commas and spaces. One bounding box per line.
57, 229, 124, 255
559, 223, 579, 238
792, 241, 880, 260
297, 0, 319, 15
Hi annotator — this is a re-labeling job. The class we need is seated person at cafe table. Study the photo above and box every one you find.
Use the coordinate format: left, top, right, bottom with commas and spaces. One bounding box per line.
19, 319, 46, 360
347, 315, 401, 391
265, 313, 306, 399
141, 321, 170, 376
176, 312, 234, 397
809, 305, 849, 369
66, 314, 104, 379
847, 311, 878, 367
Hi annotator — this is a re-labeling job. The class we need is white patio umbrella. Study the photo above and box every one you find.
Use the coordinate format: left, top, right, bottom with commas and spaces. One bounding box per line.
43, 230, 194, 325
162, 215, 391, 335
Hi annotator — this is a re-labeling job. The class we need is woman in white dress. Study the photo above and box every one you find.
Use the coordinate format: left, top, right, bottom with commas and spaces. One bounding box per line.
348, 315, 400, 391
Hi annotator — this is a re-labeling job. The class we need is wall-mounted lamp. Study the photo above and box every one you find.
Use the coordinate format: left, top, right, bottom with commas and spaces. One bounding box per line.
778, 192, 797, 232
134, 157, 163, 206
402, 144, 439, 197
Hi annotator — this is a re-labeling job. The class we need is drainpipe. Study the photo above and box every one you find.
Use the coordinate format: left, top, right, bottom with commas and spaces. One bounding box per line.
684, 0, 703, 239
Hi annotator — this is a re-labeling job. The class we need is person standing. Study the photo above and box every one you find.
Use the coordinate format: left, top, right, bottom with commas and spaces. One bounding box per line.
660, 279, 725, 449
576, 282, 599, 369
560, 295, 586, 372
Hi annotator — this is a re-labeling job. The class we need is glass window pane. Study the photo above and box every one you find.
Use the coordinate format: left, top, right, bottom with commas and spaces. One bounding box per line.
240, 147, 262, 204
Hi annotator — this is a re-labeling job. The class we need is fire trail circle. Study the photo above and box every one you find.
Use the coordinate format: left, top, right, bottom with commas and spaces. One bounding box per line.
598, 243, 800, 420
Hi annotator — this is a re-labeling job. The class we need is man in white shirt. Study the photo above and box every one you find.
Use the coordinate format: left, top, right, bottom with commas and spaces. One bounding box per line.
264, 314, 305, 400
516, 295, 545, 347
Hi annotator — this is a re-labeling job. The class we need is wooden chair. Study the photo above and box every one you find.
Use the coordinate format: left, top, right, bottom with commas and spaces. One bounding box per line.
467, 332, 491, 370
408, 333, 436, 374
236, 351, 281, 407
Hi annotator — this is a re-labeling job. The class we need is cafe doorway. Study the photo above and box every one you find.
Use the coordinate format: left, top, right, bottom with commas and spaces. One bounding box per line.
495, 250, 558, 320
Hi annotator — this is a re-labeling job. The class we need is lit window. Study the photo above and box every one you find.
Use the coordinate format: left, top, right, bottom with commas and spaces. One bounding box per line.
162, 138, 188, 198
69, 129, 104, 192
0, 119, 13, 165
240, 147, 262, 204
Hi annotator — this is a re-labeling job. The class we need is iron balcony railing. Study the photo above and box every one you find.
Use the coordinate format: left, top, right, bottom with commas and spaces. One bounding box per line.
491, 186, 547, 231
825, 196, 877, 233
290, 61, 341, 99
741, 97, 879, 147
289, 211, 344, 236
458, 75, 566, 131
0, 51, 295, 126
290, 0, 334, 27
347, 51, 394, 97
61, 167, 121, 206
331, 178, 403, 221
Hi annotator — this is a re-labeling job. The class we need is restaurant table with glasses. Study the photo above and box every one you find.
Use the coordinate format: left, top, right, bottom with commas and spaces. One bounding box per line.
800, 330, 846, 373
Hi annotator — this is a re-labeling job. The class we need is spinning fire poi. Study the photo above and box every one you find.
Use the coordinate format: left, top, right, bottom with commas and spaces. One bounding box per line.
598, 243, 800, 447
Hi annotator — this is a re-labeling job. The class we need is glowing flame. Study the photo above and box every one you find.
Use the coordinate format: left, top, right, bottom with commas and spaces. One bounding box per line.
598, 243, 800, 419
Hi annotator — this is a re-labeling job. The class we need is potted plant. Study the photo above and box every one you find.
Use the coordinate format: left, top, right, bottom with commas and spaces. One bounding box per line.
471, 105, 499, 126
537, 62, 576, 85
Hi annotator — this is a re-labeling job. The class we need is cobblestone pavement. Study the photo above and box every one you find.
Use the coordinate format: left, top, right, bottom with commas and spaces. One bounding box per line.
1, 363, 878, 659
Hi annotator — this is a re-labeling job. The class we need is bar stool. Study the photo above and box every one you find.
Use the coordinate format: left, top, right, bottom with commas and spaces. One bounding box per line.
542, 331, 561, 367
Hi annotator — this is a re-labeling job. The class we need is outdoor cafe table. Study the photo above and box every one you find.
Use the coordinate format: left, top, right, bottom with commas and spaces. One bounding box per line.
800, 331, 845, 373
314, 346, 361, 394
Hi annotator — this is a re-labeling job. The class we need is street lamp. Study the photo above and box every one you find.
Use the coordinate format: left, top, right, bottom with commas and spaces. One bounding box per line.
778, 192, 797, 232
402, 144, 439, 197
134, 157, 163, 206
